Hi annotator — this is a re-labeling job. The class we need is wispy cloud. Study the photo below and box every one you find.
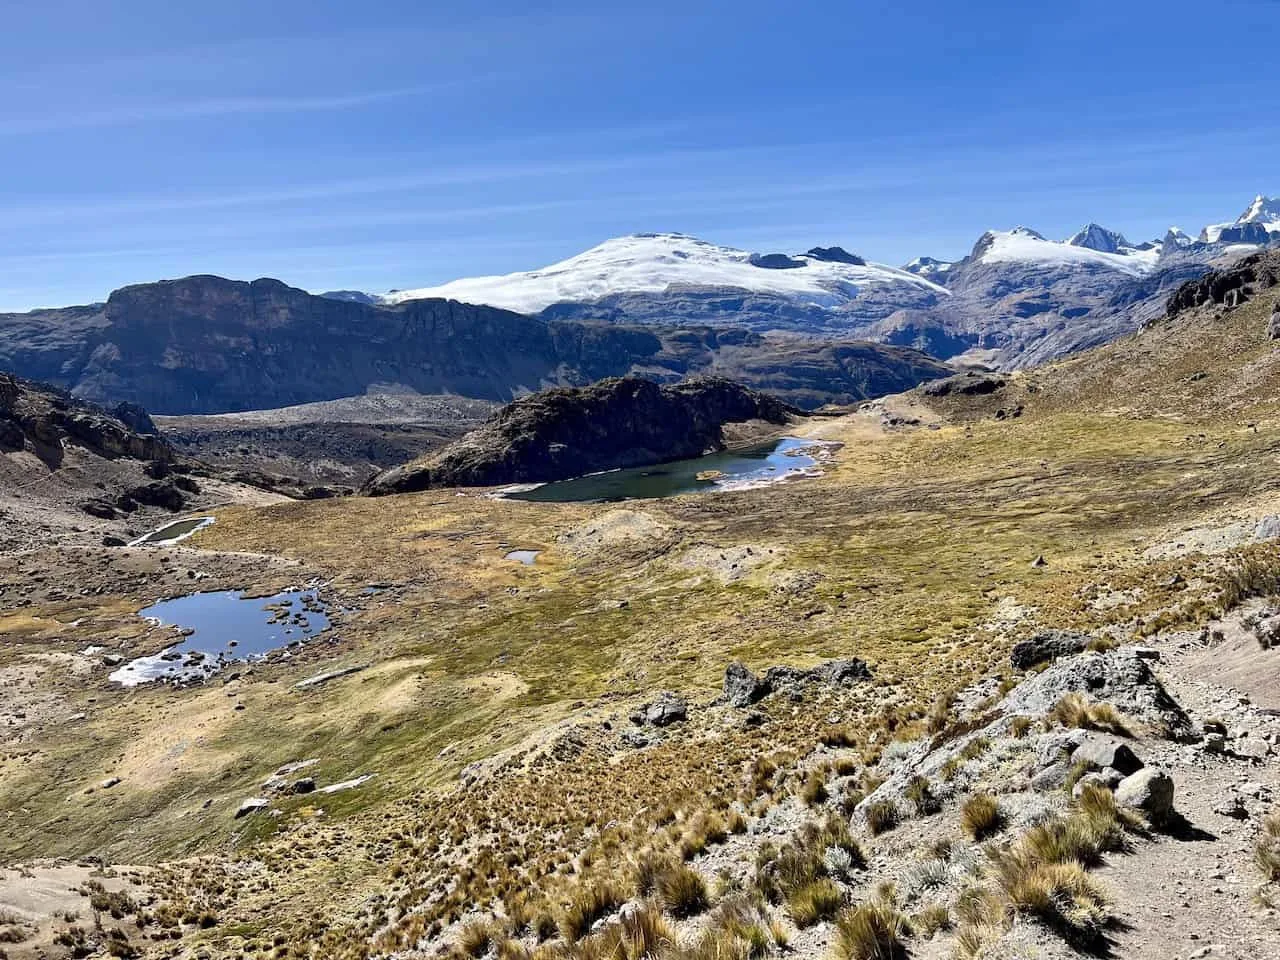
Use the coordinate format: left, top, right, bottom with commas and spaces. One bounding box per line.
0, 84, 453, 136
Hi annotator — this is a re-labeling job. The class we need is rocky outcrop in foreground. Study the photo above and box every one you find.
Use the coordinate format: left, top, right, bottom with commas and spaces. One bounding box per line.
0, 373, 170, 467
364, 377, 796, 495
1164, 249, 1280, 320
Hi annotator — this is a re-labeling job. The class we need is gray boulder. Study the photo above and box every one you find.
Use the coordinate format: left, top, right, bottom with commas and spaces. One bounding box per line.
1235, 737, 1272, 761
638, 691, 688, 727
235, 797, 270, 819
724, 662, 766, 707
1000, 650, 1194, 741
1072, 732, 1143, 775
1115, 768, 1175, 826
1254, 516, 1280, 541
1010, 630, 1090, 670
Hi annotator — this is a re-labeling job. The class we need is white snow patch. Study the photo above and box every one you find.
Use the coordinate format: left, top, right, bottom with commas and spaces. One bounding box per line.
381, 232, 948, 313
978, 228, 1159, 277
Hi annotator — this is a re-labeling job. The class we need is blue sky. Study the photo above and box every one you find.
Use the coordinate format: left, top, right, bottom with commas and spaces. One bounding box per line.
2, 0, 1278, 310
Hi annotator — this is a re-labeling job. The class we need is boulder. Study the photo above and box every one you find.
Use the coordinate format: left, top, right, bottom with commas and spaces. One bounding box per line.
724, 657, 872, 708
1072, 733, 1143, 776
1030, 761, 1072, 792
124, 481, 185, 511
0, 418, 24, 451
290, 777, 317, 795
1115, 768, 1175, 826
1269, 306, 1280, 341
724, 662, 766, 707
1010, 630, 1090, 670
812, 658, 874, 685
235, 798, 270, 818
81, 498, 118, 519
101, 535, 126, 547
637, 691, 687, 727
1000, 650, 1194, 741
1235, 737, 1272, 761
1255, 516, 1280, 541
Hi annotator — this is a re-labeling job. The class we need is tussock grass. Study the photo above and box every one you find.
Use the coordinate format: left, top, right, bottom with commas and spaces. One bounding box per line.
1255, 810, 1280, 883
800, 771, 829, 806
990, 852, 1111, 942
786, 878, 843, 928
911, 902, 951, 938
655, 864, 709, 919
1047, 693, 1133, 736
831, 900, 911, 960
456, 920, 495, 957
904, 775, 940, 816
960, 793, 1005, 840
863, 800, 899, 836
558, 882, 624, 942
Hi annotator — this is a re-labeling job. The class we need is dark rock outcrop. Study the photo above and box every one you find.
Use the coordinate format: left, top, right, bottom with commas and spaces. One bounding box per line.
920, 372, 1007, 398
722, 657, 871, 708
1164, 250, 1280, 320
0, 373, 172, 464
0, 275, 950, 415
806, 247, 866, 265
364, 376, 796, 495
1010, 630, 1091, 670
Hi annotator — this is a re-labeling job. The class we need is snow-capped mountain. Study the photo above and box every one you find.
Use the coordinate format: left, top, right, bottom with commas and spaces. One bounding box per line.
352, 194, 1275, 368
1161, 227, 1195, 254
1201, 194, 1280, 243
902, 256, 954, 283
1067, 223, 1131, 254
1238, 194, 1280, 228
972, 226, 1159, 277
381, 233, 946, 314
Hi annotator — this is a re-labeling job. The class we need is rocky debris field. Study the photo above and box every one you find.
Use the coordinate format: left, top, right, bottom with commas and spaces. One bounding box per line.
392, 619, 1280, 960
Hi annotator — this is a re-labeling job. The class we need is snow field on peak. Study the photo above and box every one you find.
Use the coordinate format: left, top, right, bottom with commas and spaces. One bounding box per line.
381, 232, 947, 313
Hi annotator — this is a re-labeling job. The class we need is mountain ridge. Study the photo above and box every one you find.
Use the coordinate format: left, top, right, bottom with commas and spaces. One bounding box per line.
0, 274, 949, 415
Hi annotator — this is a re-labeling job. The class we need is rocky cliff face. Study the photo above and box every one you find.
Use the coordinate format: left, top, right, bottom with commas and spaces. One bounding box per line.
0, 372, 171, 466
0, 276, 949, 414
364, 376, 796, 495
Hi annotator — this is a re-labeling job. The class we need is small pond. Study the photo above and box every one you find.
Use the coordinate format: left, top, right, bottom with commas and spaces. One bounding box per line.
129, 516, 214, 546
502, 436, 830, 504
110, 588, 331, 686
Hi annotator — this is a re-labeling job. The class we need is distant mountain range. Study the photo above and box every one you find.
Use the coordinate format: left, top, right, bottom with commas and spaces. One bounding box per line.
0, 276, 948, 415
0, 196, 1272, 415
342, 195, 1277, 367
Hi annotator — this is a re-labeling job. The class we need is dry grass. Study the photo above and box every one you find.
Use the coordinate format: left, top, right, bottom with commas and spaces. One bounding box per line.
17, 290, 1280, 956
960, 793, 1005, 840
863, 800, 900, 836
832, 900, 911, 960
559, 882, 625, 942
1047, 692, 1133, 736
655, 864, 709, 919
786, 878, 843, 928
1256, 810, 1280, 883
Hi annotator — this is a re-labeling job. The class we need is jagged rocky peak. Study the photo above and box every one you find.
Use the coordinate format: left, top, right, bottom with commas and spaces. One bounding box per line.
1200, 193, 1280, 243
1162, 226, 1194, 249
1238, 194, 1280, 226
1067, 223, 1131, 254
